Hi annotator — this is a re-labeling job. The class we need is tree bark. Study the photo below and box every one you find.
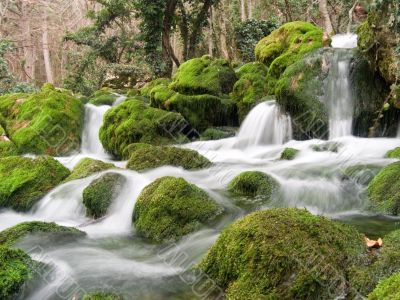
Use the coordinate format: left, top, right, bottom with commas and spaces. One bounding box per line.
161, 0, 179, 77
347, 1, 358, 33
42, 12, 54, 84
319, 0, 334, 35
208, 6, 213, 56
240, 0, 246, 21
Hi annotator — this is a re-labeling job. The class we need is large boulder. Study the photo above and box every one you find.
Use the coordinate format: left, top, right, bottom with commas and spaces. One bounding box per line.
65, 158, 116, 182
0, 156, 70, 211
0, 221, 85, 247
99, 99, 191, 158
89, 88, 118, 106
0, 84, 84, 156
133, 177, 222, 243
199, 208, 365, 299
82, 173, 126, 219
126, 144, 211, 171
367, 162, 400, 215
230, 62, 269, 122
255, 21, 323, 93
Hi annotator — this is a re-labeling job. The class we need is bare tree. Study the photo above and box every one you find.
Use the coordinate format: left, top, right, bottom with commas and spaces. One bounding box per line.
319, 0, 334, 34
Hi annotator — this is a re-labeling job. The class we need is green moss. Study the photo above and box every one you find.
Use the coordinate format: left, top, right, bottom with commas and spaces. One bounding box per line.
311, 141, 341, 153
140, 78, 172, 98
231, 62, 268, 122
133, 176, 222, 242
89, 94, 118, 106
65, 158, 116, 182
0, 221, 85, 247
200, 127, 236, 141
170, 56, 237, 96
199, 208, 365, 299
99, 99, 190, 157
255, 21, 323, 93
83, 173, 126, 219
82, 292, 124, 300
0, 139, 18, 158
368, 272, 400, 300
0, 246, 38, 299
280, 147, 299, 160
386, 147, 400, 159
228, 171, 279, 208
367, 162, 400, 215
121, 143, 152, 160
0, 156, 70, 211
0, 84, 84, 156
126, 145, 211, 171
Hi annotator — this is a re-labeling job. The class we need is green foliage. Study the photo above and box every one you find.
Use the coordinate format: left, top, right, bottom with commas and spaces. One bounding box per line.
235, 19, 279, 62
65, 158, 116, 182
368, 272, 400, 299
386, 147, 400, 159
368, 161, 400, 215
82, 292, 124, 300
0, 221, 85, 247
255, 21, 323, 93
83, 173, 126, 219
126, 144, 211, 171
280, 147, 299, 160
0, 84, 84, 155
199, 208, 365, 299
133, 176, 222, 242
0, 246, 38, 299
0, 156, 70, 211
99, 99, 190, 157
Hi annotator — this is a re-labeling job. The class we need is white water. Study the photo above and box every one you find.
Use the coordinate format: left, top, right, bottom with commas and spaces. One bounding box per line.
235, 101, 292, 148
331, 33, 358, 49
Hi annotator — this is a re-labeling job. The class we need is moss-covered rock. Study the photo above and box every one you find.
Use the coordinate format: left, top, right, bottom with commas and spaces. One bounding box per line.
311, 141, 341, 153
83, 173, 126, 219
0, 246, 39, 299
126, 145, 211, 172
121, 143, 153, 160
0, 221, 85, 247
199, 208, 365, 299
0, 84, 84, 156
0, 136, 18, 158
368, 162, 400, 215
65, 158, 116, 182
170, 56, 237, 96
100, 99, 191, 158
341, 164, 382, 185
255, 21, 323, 93
82, 292, 124, 300
230, 62, 268, 122
280, 147, 299, 160
140, 78, 172, 98
0, 156, 70, 211
89, 88, 118, 106
368, 272, 400, 300
386, 147, 400, 159
227, 171, 279, 208
200, 127, 236, 141
133, 176, 222, 242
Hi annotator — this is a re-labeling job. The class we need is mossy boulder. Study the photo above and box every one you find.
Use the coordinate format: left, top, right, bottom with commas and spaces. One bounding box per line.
200, 127, 236, 141
170, 56, 237, 96
368, 272, 400, 300
0, 246, 39, 299
0, 221, 85, 247
230, 62, 269, 122
99, 99, 191, 158
227, 171, 279, 208
140, 78, 172, 98
0, 156, 70, 211
0, 136, 18, 158
280, 147, 299, 160
89, 88, 118, 106
386, 147, 400, 159
65, 158, 116, 182
0, 84, 84, 155
368, 162, 400, 215
82, 292, 124, 300
199, 208, 365, 299
83, 173, 126, 219
126, 145, 211, 172
133, 176, 222, 242
255, 21, 323, 93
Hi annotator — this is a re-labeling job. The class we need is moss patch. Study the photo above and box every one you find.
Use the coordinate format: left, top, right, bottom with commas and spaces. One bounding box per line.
368, 272, 400, 299
0, 156, 70, 211
341, 164, 382, 185
386, 147, 400, 159
83, 173, 126, 219
311, 141, 341, 153
133, 177, 222, 243
0, 221, 85, 247
368, 162, 400, 215
0, 84, 84, 156
126, 145, 211, 172
280, 147, 299, 160
82, 292, 124, 300
65, 158, 116, 182
100, 99, 191, 158
89, 88, 118, 106
199, 208, 365, 299
140, 78, 172, 98
200, 127, 236, 141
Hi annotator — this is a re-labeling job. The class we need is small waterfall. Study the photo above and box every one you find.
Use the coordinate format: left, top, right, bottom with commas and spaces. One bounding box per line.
327, 34, 357, 139
235, 101, 292, 148
81, 104, 111, 157
113, 94, 127, 106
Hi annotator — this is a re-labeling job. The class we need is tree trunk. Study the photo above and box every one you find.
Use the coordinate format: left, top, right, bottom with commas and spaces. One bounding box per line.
319, 0, 334, 35
247, 0, 253, 19
240, 0, 246, 21
161, 0, 179, 77
219, 9, 229, 60
21, 2, 35, 81
208, 6, 213, 56
347, 1, 358, 33
42, 13, 54, 84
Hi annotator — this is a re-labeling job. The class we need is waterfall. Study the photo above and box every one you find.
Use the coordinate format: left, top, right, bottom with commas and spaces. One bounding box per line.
327, 34, 357, 139
81, 104, 111, 157
235, 101, 292, 148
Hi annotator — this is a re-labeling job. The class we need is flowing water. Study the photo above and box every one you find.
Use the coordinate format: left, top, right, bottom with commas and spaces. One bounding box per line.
2, 51, 400, 298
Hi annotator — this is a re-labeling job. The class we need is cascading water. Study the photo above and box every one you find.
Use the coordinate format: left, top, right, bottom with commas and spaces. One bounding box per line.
327, 34, 357, 139
235, 101, 292, 148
